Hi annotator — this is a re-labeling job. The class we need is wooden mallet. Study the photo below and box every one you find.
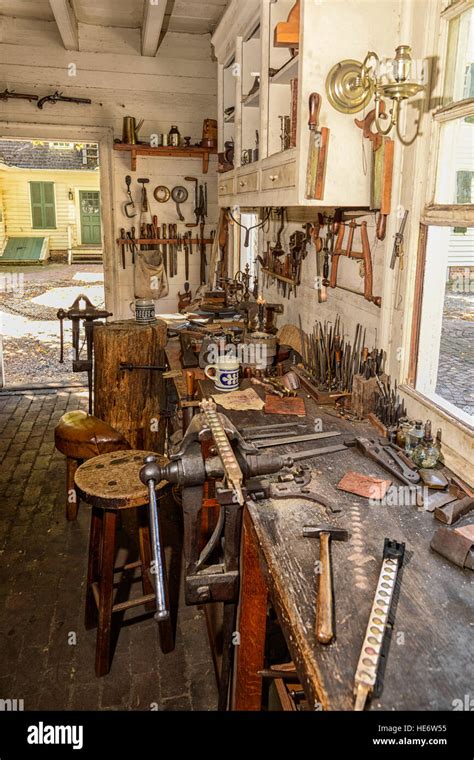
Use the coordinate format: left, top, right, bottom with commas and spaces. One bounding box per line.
303, 524, 349, 644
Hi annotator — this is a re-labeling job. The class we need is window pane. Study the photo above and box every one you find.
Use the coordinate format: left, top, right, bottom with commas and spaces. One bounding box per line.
435, 115, 474, 204
417, 226, 474, 423
443, 7, 474, 104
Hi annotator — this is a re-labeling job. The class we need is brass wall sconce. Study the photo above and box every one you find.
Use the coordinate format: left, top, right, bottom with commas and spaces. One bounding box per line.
326, 45, 424, 135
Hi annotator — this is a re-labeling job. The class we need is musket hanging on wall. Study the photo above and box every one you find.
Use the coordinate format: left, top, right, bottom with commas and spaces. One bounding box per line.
37, 91, 92, 109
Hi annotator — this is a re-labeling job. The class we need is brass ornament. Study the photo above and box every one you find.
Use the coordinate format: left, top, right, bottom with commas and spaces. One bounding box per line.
326, 59, 373, 114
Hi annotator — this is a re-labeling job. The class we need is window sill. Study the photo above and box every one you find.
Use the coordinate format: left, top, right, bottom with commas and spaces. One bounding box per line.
399, 386, 473, 484
400, 385, 474, 433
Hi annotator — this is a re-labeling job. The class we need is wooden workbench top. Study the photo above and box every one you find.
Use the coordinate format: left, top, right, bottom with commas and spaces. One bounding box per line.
198, 382, 471, 711
163, 337, 471, 710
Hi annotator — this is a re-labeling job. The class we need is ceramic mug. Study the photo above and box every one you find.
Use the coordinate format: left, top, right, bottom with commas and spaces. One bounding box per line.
204, 356, 239, 392
130, 298, 156, 324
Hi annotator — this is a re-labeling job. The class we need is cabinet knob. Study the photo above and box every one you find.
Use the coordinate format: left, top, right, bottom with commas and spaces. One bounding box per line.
269, 174, 279, 182
239, 180, 246, 187
219, 185, 225, 191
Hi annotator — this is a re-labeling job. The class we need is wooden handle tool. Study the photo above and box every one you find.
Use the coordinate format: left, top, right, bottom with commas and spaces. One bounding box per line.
303, 525, 349, 644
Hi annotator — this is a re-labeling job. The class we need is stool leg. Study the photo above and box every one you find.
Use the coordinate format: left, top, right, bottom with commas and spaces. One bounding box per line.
137, 506, 156, 612
85, 507, 103, 630
96, 509, 117, 677
66, 457, 79, 521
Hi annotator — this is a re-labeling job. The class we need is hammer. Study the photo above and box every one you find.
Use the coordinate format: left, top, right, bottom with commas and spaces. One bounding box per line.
303, 525, 349, 644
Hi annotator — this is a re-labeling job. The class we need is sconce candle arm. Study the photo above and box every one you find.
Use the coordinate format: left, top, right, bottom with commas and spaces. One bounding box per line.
374, 94, 397, 136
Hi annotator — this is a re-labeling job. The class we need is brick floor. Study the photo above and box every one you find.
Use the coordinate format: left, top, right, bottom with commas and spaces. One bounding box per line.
0, 388, 217, 711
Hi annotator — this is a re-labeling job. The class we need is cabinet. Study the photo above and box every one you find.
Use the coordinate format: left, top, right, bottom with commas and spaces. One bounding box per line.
212, 0, 401, 208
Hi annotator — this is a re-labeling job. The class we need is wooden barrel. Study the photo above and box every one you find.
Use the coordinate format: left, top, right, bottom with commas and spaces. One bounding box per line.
93, 319, 167, 453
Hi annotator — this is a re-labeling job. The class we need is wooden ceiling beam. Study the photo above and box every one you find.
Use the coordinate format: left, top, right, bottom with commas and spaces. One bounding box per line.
141, 0, 167, 57
49, 0, 79, 51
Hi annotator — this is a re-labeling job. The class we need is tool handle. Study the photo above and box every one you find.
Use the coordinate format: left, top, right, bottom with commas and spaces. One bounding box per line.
376, 212, 386, 241
317, 532, 334, 644
146, 476, 169, 622
308, 93, 321, 130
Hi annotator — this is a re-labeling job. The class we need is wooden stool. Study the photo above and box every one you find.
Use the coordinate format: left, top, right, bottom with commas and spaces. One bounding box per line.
74, 449, 169, 677
54, 410, 130, 521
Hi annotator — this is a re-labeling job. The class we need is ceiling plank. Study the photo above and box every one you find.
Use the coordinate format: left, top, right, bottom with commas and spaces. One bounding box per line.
141, 0, 167, 57
49, 0, 79, 50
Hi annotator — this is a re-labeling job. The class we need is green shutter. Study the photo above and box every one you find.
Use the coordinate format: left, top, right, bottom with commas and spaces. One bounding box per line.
30, 182, 56, 229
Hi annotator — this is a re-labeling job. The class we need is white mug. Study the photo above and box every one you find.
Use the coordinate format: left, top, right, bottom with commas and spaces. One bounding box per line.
204, 356, 240, 392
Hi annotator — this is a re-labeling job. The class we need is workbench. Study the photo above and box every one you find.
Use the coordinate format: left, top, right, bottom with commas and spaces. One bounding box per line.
164, 338, 472, 711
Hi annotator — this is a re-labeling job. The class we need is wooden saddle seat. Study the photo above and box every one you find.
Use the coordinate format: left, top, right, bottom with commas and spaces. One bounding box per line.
54, 410, 130, 521
74, 449, 170, 677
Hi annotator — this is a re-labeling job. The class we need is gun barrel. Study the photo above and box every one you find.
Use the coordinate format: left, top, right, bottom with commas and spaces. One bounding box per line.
57, 96, 92, 104
1, 90, 38, 101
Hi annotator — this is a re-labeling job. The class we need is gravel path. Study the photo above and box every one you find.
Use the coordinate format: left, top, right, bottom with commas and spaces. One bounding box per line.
0, 264, 104, 386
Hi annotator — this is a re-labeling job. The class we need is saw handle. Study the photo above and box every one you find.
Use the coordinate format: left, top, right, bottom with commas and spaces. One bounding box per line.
317, 532, 334, 644
308, 93, 321, 130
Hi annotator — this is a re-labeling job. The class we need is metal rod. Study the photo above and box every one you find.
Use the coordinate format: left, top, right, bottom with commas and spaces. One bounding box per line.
146, 478, 169, 622
253, 431, 341, 449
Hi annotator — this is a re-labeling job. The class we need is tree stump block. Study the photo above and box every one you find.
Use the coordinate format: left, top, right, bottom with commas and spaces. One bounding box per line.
351, 373, 387, 420
93, 320, 167, 453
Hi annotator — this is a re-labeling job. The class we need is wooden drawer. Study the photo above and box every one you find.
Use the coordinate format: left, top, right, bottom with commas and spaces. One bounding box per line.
237, 170, 259, 193
261, 161, 296, 191
218, 175, 235, 195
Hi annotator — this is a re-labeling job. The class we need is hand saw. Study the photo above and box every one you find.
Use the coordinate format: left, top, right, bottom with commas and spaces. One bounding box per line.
305, 93, 330, 200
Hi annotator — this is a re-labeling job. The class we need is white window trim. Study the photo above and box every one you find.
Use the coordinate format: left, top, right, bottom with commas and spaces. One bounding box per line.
395, 0, 474, 480
0, 122, 116, 317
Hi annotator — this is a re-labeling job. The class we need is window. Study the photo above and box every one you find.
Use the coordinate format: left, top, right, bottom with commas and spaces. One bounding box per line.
30, 182, 56, 229
412, 3, 474, 425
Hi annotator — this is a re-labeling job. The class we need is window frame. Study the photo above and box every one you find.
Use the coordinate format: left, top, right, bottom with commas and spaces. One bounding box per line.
408, 0, 474, 426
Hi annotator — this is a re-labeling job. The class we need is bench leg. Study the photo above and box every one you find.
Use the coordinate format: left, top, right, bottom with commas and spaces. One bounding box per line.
137, 506, 156, 612
95, 509, 117, 677
66, 457, 80, 521
233, 508, 268, 710
85, 506, 103, 630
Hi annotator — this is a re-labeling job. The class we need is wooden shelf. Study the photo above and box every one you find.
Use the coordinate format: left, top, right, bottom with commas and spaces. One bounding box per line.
114, 143, 217, 173
270, 55, 299, 85
261, 267, 298, 285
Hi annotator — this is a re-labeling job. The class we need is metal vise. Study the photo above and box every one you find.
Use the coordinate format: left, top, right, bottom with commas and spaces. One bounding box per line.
57, 294, 112, 414
140, 404, 289, 606
139, 400, 290, 710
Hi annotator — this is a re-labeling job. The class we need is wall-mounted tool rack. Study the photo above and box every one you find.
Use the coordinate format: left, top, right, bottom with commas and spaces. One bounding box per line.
116, 238, 215, 246
260, 267, 298, 287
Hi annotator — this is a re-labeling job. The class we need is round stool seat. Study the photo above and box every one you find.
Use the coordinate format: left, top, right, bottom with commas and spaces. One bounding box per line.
75, 450, 169, 510
54, 410, 130, 459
